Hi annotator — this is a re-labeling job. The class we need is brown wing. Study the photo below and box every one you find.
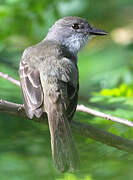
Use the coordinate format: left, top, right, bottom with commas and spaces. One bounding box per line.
19, 55, 43, 119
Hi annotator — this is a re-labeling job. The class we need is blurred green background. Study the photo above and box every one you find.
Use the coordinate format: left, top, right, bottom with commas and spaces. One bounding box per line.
1, 0, 133, 180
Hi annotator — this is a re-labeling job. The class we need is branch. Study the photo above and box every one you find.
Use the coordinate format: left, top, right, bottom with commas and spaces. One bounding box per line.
72, 121, 133, 154
0, 71, 20, 86
1, 99, 133, 154
77, 104, 133, 127
0, 99, 24, 116
1, 71, 133, 154
1, 71, 133, 128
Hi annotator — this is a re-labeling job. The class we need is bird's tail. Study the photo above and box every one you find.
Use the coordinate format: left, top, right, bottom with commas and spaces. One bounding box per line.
46, 95, 80, 172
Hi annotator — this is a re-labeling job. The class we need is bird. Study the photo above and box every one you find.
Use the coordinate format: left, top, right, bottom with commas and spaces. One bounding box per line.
19, 16, 107, 172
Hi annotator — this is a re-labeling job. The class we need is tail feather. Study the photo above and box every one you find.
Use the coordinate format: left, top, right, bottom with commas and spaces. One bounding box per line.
47, 103, 80, 172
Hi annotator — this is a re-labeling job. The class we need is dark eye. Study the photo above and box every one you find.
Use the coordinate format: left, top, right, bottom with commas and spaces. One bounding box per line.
72, 23, 79, 29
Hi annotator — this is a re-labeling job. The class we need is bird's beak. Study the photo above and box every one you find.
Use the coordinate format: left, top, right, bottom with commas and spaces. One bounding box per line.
89, 27, 108, 36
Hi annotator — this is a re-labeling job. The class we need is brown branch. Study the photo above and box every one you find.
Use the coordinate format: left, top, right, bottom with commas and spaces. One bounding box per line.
0, 99, 24, 116
77, 104, 133, 127
1, 99, 133, 154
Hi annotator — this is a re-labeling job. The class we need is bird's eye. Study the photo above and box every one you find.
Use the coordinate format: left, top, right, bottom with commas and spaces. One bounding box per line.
72, 23, 79, 30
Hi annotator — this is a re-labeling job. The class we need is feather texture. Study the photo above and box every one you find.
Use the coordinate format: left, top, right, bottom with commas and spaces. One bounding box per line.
19, 53, 43, 119
19, 40, 79, 172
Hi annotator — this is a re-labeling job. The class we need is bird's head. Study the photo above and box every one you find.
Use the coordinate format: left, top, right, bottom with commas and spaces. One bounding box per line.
45, 16, 107, 54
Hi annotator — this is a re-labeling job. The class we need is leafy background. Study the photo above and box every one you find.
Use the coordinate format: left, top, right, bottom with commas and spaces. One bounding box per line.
0, 0, 133, 179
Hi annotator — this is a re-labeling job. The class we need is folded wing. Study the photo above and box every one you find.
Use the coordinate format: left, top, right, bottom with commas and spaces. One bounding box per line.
19, 54, 43, 119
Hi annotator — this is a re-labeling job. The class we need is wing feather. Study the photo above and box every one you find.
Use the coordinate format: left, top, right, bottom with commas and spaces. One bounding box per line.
66, 83, 79, 121
19, 55, 43, 119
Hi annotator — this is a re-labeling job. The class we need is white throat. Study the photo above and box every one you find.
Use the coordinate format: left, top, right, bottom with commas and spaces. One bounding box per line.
45, 29, 92, 55
63, 34, 92, 54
